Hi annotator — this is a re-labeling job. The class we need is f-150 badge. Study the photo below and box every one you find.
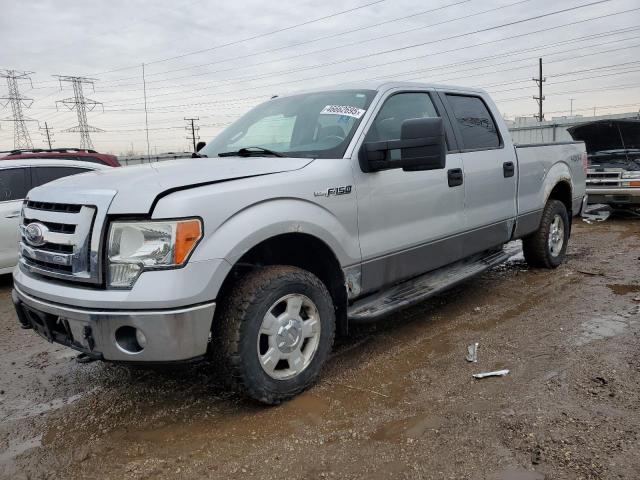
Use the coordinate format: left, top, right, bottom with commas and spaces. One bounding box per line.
314, 186, 352, 197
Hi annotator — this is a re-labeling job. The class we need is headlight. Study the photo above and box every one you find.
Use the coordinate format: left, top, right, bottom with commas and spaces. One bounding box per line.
621, 171, 640, 179
107, 219, 202, 288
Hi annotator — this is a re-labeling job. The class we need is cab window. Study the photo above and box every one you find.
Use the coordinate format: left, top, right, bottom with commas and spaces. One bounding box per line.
0, 168, 30, 202
445, 94, 501, 150
365, 93, 440, 143
32, 166, 90, 188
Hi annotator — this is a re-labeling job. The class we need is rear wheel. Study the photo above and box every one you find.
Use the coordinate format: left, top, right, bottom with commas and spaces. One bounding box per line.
216, 265, 335, 404
523, 199, 570, 268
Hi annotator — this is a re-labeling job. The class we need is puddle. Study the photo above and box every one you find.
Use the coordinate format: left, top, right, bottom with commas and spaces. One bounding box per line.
371, 413, 443, 441
0, 434, 43, 476
3, 388, 97, 422
575, 312, 638, 346
607, 284, 640, 296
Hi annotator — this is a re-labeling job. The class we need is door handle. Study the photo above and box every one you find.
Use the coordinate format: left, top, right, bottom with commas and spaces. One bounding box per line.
5, 212, 20, 219
447, 168, 463, 187
503, 161, 515, 178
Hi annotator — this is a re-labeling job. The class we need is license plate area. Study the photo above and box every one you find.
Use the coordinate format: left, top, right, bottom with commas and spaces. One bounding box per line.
21, 304, 92, 352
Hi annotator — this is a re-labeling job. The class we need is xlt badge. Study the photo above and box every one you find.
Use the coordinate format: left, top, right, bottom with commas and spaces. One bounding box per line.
314, 185, 352, 197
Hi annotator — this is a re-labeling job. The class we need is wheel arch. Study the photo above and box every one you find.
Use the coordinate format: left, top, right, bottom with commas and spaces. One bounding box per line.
215, 232, 349, 336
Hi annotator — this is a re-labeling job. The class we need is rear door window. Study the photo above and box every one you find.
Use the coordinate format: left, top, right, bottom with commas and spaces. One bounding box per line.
32, 166, 90, 188
445, 94, 501, 150
0, 168, 30, 201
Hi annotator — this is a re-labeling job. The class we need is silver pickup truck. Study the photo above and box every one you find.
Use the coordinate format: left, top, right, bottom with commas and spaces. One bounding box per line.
12, 82, 587, 404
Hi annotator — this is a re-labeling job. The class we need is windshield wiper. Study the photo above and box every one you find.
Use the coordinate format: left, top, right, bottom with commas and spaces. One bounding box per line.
218, 147, 285, 158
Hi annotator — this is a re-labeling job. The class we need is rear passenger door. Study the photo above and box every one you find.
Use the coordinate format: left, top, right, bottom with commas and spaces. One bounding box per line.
441, 93, 517, 252
0, 168, 30, 271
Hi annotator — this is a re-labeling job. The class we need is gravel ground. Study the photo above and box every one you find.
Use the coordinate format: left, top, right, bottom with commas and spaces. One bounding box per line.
1, 218, 639, 480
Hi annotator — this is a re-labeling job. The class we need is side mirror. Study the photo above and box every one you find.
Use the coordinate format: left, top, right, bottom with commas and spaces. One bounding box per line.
359, 117, 446, 173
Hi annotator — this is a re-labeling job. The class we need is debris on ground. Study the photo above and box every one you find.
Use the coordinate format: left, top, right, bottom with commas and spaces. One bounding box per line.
473, 369, 510, 379
582, 204, 612, 224
465, 343, 479, 363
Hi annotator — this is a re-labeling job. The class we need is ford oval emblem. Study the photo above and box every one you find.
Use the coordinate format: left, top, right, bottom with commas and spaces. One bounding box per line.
24, 222, 48, 247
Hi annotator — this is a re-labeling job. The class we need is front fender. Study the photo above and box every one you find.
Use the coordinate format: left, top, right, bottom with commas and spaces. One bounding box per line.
192, 198, 360, 267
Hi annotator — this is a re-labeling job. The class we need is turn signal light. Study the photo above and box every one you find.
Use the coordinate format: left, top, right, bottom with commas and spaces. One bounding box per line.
175, 219, 202, 264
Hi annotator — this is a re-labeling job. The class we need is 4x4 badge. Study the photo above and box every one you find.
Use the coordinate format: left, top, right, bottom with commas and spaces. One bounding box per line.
314, 185, 352, 197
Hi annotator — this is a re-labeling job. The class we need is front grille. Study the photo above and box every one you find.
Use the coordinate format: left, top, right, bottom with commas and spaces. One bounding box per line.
23, 218, 76, 234
586, 169, 622, 188
26, 200, 82, 213
19, 201, 98, 283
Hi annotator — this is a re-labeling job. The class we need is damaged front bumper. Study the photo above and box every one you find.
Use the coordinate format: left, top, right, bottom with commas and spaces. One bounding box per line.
12, 285, 215, 363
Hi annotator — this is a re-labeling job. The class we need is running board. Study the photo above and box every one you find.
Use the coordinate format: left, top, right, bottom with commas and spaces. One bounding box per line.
347, 247, 515, 322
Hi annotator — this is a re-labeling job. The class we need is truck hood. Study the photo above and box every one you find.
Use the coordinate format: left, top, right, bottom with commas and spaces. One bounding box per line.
568, 119, 640, 154
29, 156, 313, 214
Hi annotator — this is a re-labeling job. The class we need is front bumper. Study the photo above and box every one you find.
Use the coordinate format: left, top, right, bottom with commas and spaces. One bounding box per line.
586, 187, 640, 206
13, 285, 215, 362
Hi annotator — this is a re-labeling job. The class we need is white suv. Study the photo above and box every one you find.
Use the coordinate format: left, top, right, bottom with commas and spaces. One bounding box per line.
0, 158, 110, 274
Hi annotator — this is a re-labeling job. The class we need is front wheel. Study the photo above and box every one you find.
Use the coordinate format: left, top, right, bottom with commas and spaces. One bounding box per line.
216, 265, 335, 404
522, 199, 570, 268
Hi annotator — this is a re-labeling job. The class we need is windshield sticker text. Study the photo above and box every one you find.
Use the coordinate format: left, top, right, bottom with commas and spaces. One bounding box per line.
320, 105, 365, 119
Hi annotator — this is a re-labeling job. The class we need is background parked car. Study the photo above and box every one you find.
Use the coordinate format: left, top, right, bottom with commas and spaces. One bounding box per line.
0, 159, 111, 274
1, 148, 120, 168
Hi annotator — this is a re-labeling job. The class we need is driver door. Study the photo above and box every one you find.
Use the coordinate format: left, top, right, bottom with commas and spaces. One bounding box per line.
352, 90, 466, 295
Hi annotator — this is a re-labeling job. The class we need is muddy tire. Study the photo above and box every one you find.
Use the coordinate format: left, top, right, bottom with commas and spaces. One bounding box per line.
215, 265, 335, 405
523, 199, 570, 269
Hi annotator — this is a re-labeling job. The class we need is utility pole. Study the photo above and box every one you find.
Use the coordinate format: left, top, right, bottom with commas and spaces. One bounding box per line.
569, 98, 575, 117
185, 117, 200, 153
142, 63, 150, 160
533, 58, 546, 122
54, 75, 103, 149
40, 121, 54, 148
0, 69, 36, 149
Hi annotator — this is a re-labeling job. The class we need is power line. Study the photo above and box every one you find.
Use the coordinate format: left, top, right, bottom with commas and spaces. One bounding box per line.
54, 75, 104, 149
100, 0, 616, 92
0, 69, 36, 149
103, 5, 638, 108
90, 0, 393, 76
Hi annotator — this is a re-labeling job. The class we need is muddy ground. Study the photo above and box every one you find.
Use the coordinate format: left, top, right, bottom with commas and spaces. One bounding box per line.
1, 219, 639, 480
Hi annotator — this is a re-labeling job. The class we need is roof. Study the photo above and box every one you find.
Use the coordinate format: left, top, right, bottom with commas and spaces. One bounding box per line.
0, 158, 111, 170
279, 81, 487, 97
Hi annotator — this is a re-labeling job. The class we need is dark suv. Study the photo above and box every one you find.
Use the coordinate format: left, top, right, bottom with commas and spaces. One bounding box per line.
1, 148, 120, 167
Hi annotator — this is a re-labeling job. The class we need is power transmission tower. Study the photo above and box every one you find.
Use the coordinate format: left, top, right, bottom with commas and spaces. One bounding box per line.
533, 58, 546, 122
0, 69, 36, 149
54, 75, 103, 149
40, 121, 54, 148
185, 117, 200, 152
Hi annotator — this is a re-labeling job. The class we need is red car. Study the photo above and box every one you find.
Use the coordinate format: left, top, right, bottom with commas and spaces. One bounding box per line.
1, 148, 120, 167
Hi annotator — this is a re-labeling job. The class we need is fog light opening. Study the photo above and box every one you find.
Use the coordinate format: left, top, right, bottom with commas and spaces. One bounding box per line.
115, 326, 145, 354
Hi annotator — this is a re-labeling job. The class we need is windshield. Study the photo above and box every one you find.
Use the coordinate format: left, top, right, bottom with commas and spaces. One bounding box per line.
200, 89, 376, 159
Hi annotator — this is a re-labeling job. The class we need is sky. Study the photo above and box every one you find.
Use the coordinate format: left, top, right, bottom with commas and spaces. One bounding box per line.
1, 0, 639, 154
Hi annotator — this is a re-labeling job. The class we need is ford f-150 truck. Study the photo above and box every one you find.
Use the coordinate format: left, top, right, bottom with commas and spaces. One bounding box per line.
568, 118, 640, 208
12, 82, 587, 404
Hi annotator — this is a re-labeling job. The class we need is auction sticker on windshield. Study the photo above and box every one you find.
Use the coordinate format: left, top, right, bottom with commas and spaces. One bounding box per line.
320, 105, 366, 119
